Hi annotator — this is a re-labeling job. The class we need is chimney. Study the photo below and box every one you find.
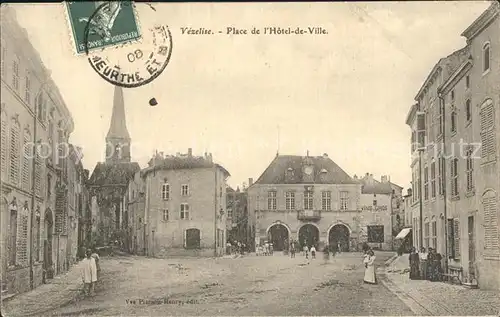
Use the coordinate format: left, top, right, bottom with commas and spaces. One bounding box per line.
381, 175, 388, 183
248, 178, 253, 186
323, 153, 328, 158
208, 153, 213, 162
188, 148, 192, 157
407, 188, 412, 196
353, 174, 358, 179
365, 172, 369, 177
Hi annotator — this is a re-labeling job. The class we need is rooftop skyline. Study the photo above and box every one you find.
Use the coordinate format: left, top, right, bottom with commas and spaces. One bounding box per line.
11, 1, 492, 190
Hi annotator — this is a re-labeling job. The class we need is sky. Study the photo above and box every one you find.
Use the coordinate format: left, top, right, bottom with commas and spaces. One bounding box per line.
12, 1, 492, 190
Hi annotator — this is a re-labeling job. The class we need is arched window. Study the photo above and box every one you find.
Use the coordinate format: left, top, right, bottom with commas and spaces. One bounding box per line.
483, 190, 498, 251
9, 117, 20, 186
1, 108, 8, 181
22, 128, 31, 191
483, 42, 490, 73
480, 99, 495, 162
185, 228, 201, 249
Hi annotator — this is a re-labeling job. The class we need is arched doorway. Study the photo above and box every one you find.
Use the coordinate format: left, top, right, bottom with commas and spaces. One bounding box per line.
298, 224, 319, 249
329, 224, 350, 252
268, 224, 289, 251
44, 209, 54, 280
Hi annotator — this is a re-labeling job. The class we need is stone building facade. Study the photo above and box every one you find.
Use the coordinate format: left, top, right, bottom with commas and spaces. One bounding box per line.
1, 6, 80, 296
129, 150, 230, 257
406, 2, 499, 290
247, 153, 394, 252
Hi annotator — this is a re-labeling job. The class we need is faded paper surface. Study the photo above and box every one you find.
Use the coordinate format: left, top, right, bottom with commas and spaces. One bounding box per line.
1, 2, 499, 316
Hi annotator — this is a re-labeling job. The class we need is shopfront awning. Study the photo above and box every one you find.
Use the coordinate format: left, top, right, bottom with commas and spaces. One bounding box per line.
395, 228, 412, 240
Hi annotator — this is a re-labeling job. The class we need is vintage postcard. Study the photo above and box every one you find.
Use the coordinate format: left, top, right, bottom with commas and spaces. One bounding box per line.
1, 1, 499, 316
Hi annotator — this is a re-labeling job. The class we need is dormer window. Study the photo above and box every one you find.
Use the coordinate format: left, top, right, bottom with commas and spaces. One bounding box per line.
285, 167, 294, 180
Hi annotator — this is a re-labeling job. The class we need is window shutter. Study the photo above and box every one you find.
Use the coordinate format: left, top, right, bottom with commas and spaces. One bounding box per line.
1, 112, 7, 180
483, 195, 499, 250
10, 122, 20, 185
480, 102, 496, 160
453, 218, 460, 259
447, 219, 454, 258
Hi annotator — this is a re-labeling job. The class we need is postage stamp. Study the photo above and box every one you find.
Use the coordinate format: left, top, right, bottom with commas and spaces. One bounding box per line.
65, 1, 141, 55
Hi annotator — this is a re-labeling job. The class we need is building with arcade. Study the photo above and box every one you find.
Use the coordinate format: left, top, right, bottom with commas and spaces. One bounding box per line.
247, 152, 394, 252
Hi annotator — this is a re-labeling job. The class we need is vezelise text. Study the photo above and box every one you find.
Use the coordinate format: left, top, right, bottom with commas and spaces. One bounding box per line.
179, 27, 328, 35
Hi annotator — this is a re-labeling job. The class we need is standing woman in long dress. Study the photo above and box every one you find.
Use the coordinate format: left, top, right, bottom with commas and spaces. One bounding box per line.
363, 249, 377, 284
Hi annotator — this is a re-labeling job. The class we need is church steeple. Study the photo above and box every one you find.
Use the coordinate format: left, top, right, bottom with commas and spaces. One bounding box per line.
105, 86, 131, 163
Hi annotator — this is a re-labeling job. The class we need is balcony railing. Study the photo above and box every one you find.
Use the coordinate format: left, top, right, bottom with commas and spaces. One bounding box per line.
297, 210, 321, 221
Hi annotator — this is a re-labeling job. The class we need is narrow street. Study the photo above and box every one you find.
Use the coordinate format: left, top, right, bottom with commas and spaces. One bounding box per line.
30, 251, 413, 316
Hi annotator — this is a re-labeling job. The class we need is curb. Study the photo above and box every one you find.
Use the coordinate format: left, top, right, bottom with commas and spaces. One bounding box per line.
384, 254, 398, 266
378, 270, 432, 316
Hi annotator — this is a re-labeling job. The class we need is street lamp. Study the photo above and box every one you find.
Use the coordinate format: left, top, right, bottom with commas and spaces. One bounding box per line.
29, 79, 50, 290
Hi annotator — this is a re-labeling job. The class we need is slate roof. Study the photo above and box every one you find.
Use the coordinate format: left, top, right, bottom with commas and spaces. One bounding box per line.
88, 162, 140, 187
357, 177, 393, 195
254, 155, 357, 185
142, 155, 230, 178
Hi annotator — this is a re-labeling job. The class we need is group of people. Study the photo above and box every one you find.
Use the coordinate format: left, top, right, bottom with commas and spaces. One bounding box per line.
409, 247, 443, 281
226, 240, 247, 255
80, 248, 101, 297
256, 241, 274, 256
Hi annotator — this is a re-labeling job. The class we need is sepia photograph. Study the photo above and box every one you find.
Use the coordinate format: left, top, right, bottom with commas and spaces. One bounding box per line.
0, 1, 499, 316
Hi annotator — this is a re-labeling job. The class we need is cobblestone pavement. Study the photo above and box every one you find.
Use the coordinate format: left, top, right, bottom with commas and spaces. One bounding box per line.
383, 271, 500, 316
1, 256, 133, 317
382, 255, 500, 316
2, 251, 414, 316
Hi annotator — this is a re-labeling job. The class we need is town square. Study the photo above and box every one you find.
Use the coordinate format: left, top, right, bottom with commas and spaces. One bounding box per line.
1, 1, 499, 316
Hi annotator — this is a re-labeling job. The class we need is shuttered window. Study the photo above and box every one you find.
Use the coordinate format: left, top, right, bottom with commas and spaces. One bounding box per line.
34, 153, 42, 196
451, 158, 459, 196
437, 156, 444, 195
466, 147, 474, 192
483, 191, 499, 251
9, 119, 20, 186
447, 219, 455, 258
453, 218, 460, 259
480, 99, 495, 162
22, 130, 31, 191
1, 110, 7, 180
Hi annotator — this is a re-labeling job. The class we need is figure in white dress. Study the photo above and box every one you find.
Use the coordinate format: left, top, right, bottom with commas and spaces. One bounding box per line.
363, 249, 377, 284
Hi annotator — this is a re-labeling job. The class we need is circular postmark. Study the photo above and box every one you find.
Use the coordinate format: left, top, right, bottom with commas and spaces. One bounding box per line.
83, 2, 172, 88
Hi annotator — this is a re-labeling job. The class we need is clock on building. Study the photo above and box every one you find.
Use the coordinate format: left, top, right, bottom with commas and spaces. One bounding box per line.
304, 166, 313, 175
